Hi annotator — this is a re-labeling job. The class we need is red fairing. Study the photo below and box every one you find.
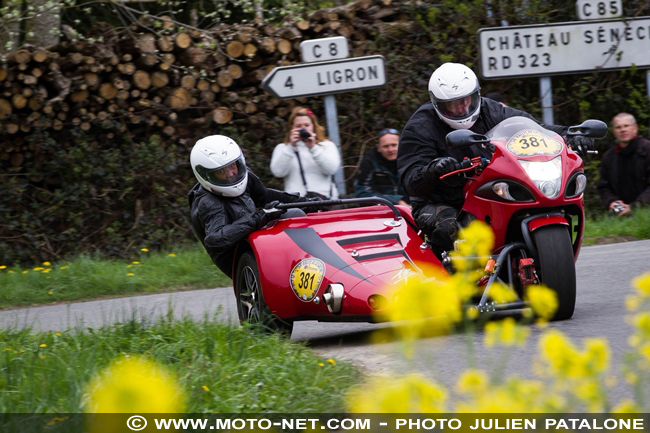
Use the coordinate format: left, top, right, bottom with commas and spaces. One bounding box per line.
241, 205, 442, 321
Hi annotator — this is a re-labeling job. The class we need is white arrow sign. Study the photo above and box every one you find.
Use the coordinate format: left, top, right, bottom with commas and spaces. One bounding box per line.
262, 56, 386, 100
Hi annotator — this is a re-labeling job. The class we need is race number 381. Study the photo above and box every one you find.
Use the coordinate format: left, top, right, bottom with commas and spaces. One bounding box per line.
290, 258, 326, 302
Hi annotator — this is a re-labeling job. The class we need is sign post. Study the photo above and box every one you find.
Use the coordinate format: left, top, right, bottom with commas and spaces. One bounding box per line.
262, 51, 386, 197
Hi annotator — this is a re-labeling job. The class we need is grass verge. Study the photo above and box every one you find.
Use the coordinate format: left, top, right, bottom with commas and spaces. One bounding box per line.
0, 312, 359, 413
583, 206, 650, 245
0, 244, 230, 310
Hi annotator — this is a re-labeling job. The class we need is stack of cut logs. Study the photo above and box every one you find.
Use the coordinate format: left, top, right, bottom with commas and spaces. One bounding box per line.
0, 0, 417, 168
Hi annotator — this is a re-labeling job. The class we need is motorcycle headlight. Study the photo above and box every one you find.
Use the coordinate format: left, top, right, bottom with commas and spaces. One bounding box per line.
518, 156, 562, 199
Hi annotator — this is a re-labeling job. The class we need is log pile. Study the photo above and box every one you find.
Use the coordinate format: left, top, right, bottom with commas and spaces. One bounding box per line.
0, 0, 414, 168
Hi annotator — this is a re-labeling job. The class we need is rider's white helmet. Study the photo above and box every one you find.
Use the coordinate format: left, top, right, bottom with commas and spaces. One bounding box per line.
428, 63, 481, 130
190, 135, 248, 197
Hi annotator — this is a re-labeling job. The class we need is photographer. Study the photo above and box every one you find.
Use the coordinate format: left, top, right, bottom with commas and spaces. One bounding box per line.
270, 106, 341, 199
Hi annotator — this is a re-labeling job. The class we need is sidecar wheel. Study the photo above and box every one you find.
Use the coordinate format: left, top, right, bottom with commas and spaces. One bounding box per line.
235, 251, 294, 336
533, 225, 576, 320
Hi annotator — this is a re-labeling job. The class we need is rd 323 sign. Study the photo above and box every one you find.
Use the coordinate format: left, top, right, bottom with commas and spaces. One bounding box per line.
262, 56, 386, 99
478, 17, 650, 79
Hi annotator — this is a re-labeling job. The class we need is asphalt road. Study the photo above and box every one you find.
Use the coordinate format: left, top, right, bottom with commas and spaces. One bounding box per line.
2, 240, 649, 402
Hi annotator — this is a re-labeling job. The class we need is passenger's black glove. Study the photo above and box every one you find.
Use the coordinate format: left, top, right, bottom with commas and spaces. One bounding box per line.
566, 136, 595, 156
427, 157, 462, 180
298, 196, 328, 213
254, 201, 285, 229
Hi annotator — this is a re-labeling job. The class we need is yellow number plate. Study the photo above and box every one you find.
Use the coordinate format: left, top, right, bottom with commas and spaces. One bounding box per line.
290, 258, 326, 302
506, 130, 563, 157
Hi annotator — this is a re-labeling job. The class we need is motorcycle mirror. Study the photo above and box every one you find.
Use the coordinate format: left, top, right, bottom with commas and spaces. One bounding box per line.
445, 130, 491, 149
566, 119, 608, 139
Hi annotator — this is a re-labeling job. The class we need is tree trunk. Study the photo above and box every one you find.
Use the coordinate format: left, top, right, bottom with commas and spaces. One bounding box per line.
24, 0, 61, 48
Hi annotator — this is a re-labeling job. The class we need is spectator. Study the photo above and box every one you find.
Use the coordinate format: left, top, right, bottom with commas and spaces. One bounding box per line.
188, 135, 319, 278
354, 128, 410, 206
397, 62, 593, 260
270, 107, 340, 199
597, 112, 650, 217
485, 92, 508, 107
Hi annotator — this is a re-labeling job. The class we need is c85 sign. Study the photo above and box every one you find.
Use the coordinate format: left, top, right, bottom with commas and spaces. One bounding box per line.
576, 0, 622, 20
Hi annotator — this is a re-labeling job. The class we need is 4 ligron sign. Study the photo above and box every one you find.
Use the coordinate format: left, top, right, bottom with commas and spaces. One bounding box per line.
478, 17, 650, 79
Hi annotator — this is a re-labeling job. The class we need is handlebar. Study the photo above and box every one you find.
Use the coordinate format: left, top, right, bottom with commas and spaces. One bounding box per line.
439, 157, 490, 180
275, 197, 402, 220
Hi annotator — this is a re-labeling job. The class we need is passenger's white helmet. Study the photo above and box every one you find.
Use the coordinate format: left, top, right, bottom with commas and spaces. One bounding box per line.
428, 63, 481, 130
190, 135, 248, 197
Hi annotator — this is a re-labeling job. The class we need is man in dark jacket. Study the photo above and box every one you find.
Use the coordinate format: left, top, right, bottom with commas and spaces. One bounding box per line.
597, 113, 650, 217
397, 62, 590, 259
354, 128, 410, 206
188, 135, 310, 278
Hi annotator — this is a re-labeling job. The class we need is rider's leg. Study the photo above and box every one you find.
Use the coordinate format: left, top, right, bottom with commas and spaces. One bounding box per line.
414, 203, 459, 260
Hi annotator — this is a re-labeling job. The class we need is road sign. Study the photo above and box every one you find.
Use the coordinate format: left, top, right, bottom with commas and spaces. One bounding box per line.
576, 0, 622, 20
262, 56, 386, 99
300, 37, 349, 63
478, 17, 650, 79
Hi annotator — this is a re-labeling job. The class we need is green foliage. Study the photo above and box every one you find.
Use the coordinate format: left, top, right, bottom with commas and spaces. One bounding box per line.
0, 315, 358, 412
0, 244, 230, 309
584, 206, 650, 245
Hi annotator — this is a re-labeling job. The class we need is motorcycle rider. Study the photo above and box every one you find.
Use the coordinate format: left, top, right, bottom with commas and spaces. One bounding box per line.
188, 135, 319, 278
397, 62, 594, 260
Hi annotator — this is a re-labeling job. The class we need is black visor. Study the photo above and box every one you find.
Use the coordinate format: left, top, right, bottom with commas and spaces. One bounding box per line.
195, 157, 247, 187
433, 90, 480, 121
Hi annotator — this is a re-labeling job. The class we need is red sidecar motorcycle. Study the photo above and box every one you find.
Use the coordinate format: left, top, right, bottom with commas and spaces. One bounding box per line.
231, 116, 607, 335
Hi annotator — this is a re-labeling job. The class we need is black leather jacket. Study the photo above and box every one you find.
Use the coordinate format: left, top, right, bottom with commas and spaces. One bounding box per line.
188, 169, 301, 278
397, 98, 569, 211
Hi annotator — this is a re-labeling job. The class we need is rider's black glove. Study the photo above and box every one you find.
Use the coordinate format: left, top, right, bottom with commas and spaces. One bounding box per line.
254, 201, 285, 229
566, 136, 595, 156
427, 157, 461, 180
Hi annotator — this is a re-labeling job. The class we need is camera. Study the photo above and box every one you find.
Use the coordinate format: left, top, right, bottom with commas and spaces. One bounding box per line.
299, 128, 311, 142
613, 203, 625, 213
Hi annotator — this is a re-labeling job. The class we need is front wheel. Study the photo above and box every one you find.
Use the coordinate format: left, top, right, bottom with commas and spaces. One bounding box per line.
533, 225, 576, 320
235, 251, 294, 336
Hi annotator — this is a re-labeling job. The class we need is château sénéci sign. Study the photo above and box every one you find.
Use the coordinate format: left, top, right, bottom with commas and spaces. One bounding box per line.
478, 17, 650, 79
262, 56, 386, 100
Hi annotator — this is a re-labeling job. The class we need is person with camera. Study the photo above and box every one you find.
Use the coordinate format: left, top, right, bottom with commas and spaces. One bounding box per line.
397, 62, 593, 260
354, 128, 410, 207
597, 112, 650, 217
189, 135, 322, 278
270, 106, 341, 200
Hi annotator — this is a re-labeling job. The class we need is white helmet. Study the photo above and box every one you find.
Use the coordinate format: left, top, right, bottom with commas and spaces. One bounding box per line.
428, 63, 481, 130
190, 135, 248, 197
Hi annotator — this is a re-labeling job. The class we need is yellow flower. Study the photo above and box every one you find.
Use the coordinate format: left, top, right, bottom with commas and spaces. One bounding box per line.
84, 356, 185, 413
488, 282, 517, 303
632, 273, 650, 298
0, 265, 6, 269
347, 374, 447, 413
43, 262, 51, 266
5, 348, 11, 351
612, 399, 641, 413
633, 313, 650, 339
40, 344, 47, 348
48, 291, 53, 295
168, 254, 176, 257
132, 261, 140, 265
126, 265, 132, 268
33, 267, 44, 272
140, 248, 149, 252
22, 270, 28, 274
127, 273, 134, 277
456, 369, 488, 395
202, 385, 209, 392
8, 270, 14, 274
43, 269, 51, 273
318, 363, 324, 367
327, 359, 336, 366
525, 285, 558, 320
450, 221, 494, 271
60, 266, 69, 270
539, 330, 610, 378
484, 317, 529, 348
626, 295, 641, 312
56, 333, 61, 337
